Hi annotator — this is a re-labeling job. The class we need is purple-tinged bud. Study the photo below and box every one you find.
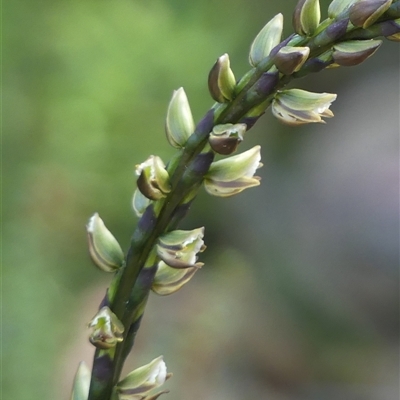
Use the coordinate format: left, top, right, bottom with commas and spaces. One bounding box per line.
274, 46, 310, 75
209, 123, 246, 155
293, 0, 321, 36
88, 306, 124, 349
249, 14, 284, 67
136, 155, 171, 201
349, 0, 392, 29
208, 53, 236, 103
333, 39, 382, 66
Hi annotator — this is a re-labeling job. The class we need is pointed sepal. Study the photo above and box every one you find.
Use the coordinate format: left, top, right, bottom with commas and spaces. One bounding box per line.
88, 306, 124, 349
165, 88, 195, 148
293, 0, 321, 36
87, 213, 125, 273
70, 362, 91, 400
208, 53, 236, 103
333, 39, 382, 66
204, 146, 262, 197
209, 123, 246, 155
272, 89, 337, 126
249, 14, 284, 67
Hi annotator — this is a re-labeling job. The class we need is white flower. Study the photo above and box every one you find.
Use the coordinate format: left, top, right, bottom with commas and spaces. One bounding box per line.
272, 89, 337, 126
157, 228, 206, 269
204, 145, 262, 197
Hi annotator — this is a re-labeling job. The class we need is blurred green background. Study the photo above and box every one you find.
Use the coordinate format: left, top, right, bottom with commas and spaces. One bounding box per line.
3, 0, 399, 399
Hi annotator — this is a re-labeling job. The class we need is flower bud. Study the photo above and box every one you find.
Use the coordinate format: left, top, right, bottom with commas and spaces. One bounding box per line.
328, 0, 360, 19
132, 188, 151, 218
274, 46, 310, 75
204, 146, 262, 197
208, 53, 236, 103
87, 213, 125, 273
157, 228, 205, 269
88, 306, 124, 349
152, 261, 199, 295
249, 14, 284, 67
272, 89, 337, 126
333, 39, 382, 66
136, 155, 171, 201
165, 88, 195, 148
209, 123, 246, 155
293, 0, 321, 36
116, 356, 168, 397
349, 0, 392, 29
70, 362, 90, 400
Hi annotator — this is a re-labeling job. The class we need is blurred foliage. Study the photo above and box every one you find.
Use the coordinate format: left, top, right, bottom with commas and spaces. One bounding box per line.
3, 0, 399, 400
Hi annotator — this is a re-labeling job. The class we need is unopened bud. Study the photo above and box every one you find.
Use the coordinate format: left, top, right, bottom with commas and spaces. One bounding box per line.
249, 14, 284, 67
349, 0, 392, 29
87, 213, 125, 273
136, 155, 171, 201
293, 0, 321, 36
209, 123, 246, 155
208, 53, 236, 103
165, 88, 195, 148
88, 306, 124, 349
333, 39, 382, 66
70, 362, 90, 400
274, 46, 310, 75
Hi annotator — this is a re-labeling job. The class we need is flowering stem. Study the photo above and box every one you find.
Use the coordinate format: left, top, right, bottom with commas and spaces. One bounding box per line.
86, 2, 400, 400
